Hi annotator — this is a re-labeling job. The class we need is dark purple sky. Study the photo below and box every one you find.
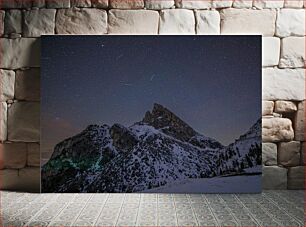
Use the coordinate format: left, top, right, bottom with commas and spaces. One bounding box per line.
41, 35, 261, 153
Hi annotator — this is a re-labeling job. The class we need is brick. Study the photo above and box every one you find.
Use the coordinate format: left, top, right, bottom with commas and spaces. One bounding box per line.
4, 9, 22, 34
175, 0, 212, 9
253, 0, 284, 8
91, 0, 108, 8
0, 10, 4, 35
0, 0, 32, 9
294, 101, 305, 141
212, 0, 233, 8
262, 37, 280, 66
56, 8, 107, 34
0, 102, 7, 142
262, 101, 274, 116
0, 69, 15, 102
284, 0, 304, 8
276, 9, 305, 37
220, 8, 276, 36
288, 166, 304, 189
15, 68, 40, 101
159, 9, 195, 34
232, 0, 253, 8
280, 37, 305, 68
0, 143, 27, 169
32, 0, 46, 8
109, 10, 159, 34
301, 142, 305, 165
8, 102, 40, 142
23, 9, 56, 37
109, 0, 144, 8
262, 117, 294, 142
263, 68, 305, 101
71, 0, 91, 7
278, 141, 301, 167
274, 101, 297, 113
195, 10, 220, 35
263, 166, 287, 189
46, 0, 70, 8
0, 167, 40, 192
0, 38, 40, 69
145, 0, 175, 9
262, 143, 277, 166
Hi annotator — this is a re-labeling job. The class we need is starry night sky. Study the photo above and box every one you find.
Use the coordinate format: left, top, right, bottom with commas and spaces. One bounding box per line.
41, 35, 261, 154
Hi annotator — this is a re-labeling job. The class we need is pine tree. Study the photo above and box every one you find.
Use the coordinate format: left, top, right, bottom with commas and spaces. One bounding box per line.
240, 162, 245, 169
236, 148, 241, 157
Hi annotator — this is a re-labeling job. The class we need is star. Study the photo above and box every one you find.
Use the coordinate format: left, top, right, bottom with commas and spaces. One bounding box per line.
120, 81, 133, 86
116, 54, 124, 60
150, 74, 156, 81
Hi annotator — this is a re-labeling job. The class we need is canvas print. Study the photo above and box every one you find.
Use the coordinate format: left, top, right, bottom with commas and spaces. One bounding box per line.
41, 36, 262, 193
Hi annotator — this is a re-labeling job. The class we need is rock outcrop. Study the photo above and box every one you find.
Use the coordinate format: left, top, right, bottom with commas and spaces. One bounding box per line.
142, 103, 197, 142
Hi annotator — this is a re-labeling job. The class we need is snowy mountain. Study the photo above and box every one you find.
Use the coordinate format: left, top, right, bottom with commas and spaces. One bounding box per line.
144, 175, 261, 193
41, 103, 261, 193
142, 103, 223, 150
214, 119, 261, 177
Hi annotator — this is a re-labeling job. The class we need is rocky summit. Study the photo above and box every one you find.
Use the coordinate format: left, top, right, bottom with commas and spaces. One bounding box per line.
41, 103, 261, 193
142, 103, 223, 150
142, 103, 198, 142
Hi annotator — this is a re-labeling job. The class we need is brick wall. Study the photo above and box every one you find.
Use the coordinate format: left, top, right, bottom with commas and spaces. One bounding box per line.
0, 0, 305, 192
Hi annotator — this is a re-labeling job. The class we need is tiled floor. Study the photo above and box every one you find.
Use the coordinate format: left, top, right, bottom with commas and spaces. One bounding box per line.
1, 190, 304, 226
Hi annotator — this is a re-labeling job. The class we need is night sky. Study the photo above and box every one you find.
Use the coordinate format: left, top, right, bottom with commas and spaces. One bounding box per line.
41, 36, 261, 154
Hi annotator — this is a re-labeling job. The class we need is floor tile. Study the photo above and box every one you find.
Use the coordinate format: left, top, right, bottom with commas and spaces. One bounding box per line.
0, 190, 303, 227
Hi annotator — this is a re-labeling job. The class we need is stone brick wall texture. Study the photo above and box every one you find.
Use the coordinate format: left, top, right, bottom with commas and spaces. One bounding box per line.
0, 0, 305, 192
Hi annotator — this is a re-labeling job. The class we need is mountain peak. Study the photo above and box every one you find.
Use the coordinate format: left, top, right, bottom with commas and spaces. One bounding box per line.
143, 103, 173, 121
153, 102, 169, 112
239, 118, 261, 140
142, 103, 197, 142
85, 124, 108, 131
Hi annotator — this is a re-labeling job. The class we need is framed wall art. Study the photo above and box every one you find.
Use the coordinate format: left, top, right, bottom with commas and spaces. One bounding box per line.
41, 35, 262, 193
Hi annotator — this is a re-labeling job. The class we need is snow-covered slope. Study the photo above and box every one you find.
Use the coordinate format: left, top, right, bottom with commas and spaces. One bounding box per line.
41, 104, 261, 193
214, 119, 261, 176
143, 175, 261, 193
86, 122, 219, 192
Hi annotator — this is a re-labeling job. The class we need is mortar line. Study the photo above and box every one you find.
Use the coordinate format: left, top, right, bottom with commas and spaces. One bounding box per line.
114, 193, 126, 226
216, 194, 240, 226
250, 196, 283, 226
23, 194, 61, 226
233, 194, 263, 226
234, 194, 274, 226
93, 193, 110, 226
172, 194, 180, 227
266, 191, 304, 212
155, 194, 158, 226
15, 193, 30, 203
201, 194, 220, 226
47, 193, 77, 226
70, 194, 94, 226
186, 194, 199, 226
133, 194, 141, 226
261, 192, 304, 225
156, 193, 159, 226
